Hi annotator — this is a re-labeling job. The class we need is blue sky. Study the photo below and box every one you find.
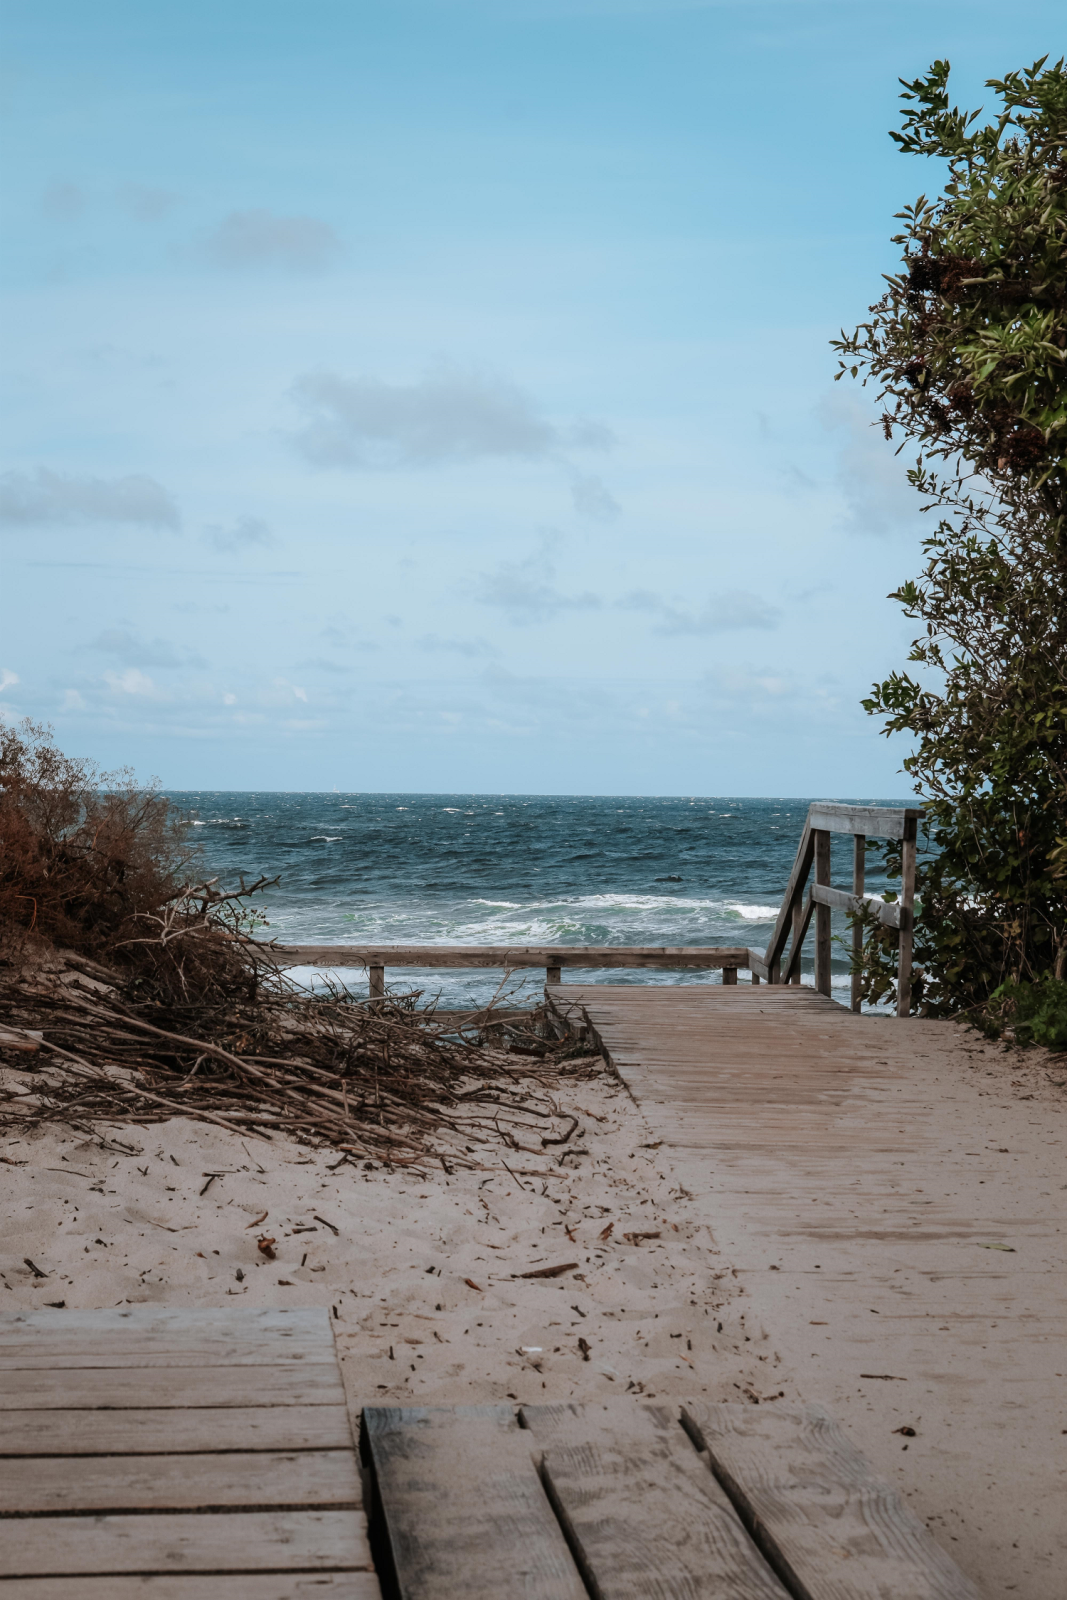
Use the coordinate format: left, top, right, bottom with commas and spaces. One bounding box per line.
1, 0, 1059, 794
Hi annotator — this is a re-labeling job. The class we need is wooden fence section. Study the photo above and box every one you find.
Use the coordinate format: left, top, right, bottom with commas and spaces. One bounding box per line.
0, 1307, 377, 1598
274, 801, 921, 1017
361, 1400, 977, 1600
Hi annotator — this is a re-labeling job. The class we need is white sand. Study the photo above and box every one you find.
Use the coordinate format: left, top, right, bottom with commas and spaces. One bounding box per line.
1, 1062, 773, 1410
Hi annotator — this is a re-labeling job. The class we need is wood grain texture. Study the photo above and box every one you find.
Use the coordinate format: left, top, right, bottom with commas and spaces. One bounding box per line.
520, 1400, 791, 1600
363, 1405, 586, 1600
807, 805, 921, 841
0, 1363, 345, 1411
0, 1449, 360, 1514
0, 1511, 373, 1578
682, 1401, 979, 1600
0, 1307, 331, 1371
277, 945, 751, 971
0, 1578, 380, 1600
0, 1308, 329, 1341
0, 1404, 354, 1455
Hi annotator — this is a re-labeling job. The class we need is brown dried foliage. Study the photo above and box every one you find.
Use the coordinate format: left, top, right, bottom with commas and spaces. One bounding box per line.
0, 723, 598, 1163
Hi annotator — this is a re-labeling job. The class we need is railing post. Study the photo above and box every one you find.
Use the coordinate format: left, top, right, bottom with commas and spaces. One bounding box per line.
813, 829, 832, 996
751, 971, 760, 985
546, 964, 562, 986
896, 815, 918, 1017
789, 893, 803, 985
722, 966, 738, 985
851, 833, 865, 1013
368, 964, 385, 1000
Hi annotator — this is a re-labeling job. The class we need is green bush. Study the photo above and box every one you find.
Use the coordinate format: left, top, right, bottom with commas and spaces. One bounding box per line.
984, 977, 1067, 1048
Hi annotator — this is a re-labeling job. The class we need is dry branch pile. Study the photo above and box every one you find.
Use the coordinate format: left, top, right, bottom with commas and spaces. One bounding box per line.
0, 722, 601, 1165
0, 957, 599, 1169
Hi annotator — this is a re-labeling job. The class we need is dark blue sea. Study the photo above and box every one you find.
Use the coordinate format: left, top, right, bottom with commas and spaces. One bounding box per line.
170, 794, 911, 1009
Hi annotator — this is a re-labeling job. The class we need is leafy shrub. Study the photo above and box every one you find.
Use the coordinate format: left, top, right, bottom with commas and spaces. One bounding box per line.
0, 720, 268, 1004
984, 977, 1067, 1048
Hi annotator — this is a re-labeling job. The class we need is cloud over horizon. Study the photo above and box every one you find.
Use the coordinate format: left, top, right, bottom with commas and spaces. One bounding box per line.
620, 588, 783, 634
0, 467, 180, 530
474, 542, 602, 623
290, 364, 614, 468
203, 209, 342, 272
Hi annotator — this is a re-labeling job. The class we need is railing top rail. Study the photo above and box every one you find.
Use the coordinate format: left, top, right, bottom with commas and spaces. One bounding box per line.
274, 944, 751, 970
808, 803, 921, 840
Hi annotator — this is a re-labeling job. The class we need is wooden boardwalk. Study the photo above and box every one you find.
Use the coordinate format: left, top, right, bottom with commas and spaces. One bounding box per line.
363, 1399, 976, 1599
548, 982, 1065, 1597
0, 1306, 377, 1598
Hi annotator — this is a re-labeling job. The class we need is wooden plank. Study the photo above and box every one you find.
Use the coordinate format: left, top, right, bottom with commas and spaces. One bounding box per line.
747, 948, 770, 980
764, 821, 814, 976
0, 1339, 331, 1371
851, 833, 865, 1013
0, 1364, 345, 1411
812, 830, 832, 998
363, 1405, 585, 1600
0, 1309, 334, 1369
276, 945, 751, 971
808, 804, 922, 840
0, 1579, 381, 1600
0, 1449, 360, 1514
682, 1401, 979, 1600
810, 882, 901, 929
897, 814, 918, 1018
0, 1404, 354, 1455
521, 1401, 791, 1599
783, 891, 814, 984
0, 1308, 329, 1341
0, 1511, 373, 1578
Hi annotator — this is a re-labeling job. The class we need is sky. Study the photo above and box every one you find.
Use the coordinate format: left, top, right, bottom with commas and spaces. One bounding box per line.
0, 0, 1060, 795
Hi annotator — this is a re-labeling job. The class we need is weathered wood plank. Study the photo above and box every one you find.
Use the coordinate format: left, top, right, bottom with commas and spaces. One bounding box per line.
0, 1579, 381, 1600
0, 1337, 330, 1371
810, 882, 901, 930
521, 1401, 791, 1599
813, 829, 832, 997
0, 1308, 329, 1341
0, 1511, 373, 1578
0, 1404, 354, 1455
764, 822, 814, 975
276, 945, 752, 971
682, 1401, 979, 1600
0, 1364, 345, 1411
0, 1449, 360, 1514
807, 804, 922, 841
363, 1405, 585, 1600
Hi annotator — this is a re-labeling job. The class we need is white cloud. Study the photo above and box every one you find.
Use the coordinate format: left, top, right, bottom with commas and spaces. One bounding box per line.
104, 668, 157, 697
571, 473, 620, 521
42, 181, 84, 220
620, 588, 782, 634
418, 634, 499, 658
205, 515, 275, 553
820, 391, 923, 535
117, 184, 178, 222
473, 543, 601, 624
203, 209, 342, 271
0, 669, 19, 694
0, 467, 179, 530
290, 363, 615, 468
84, 629, 205, 670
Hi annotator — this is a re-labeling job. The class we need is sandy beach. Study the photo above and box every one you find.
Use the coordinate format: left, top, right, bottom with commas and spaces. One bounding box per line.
3, 1012, 1064, 1599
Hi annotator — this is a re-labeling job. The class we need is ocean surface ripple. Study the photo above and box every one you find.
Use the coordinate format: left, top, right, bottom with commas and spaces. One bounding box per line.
172, 793, 908, 1008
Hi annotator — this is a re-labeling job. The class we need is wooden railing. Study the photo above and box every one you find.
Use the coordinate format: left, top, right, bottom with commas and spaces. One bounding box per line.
753, 802, 920, 1018
274, 944, 752, 997
274, 801, 920, 1015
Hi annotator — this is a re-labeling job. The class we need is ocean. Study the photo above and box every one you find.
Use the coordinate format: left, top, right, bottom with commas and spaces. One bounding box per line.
171, 793, 912, 1009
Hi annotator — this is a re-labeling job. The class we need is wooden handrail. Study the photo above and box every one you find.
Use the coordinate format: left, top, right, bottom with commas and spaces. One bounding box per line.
760, 802, 919, 1016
